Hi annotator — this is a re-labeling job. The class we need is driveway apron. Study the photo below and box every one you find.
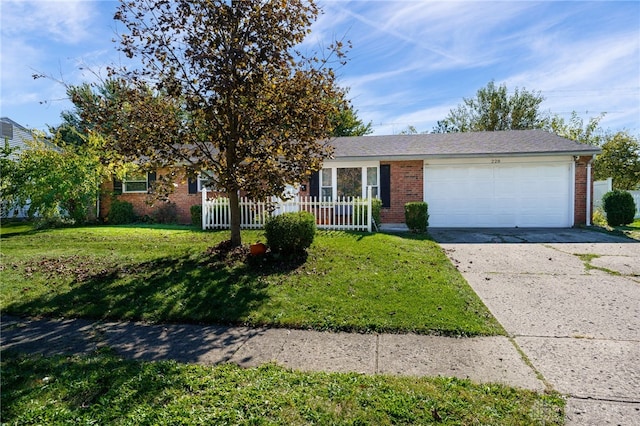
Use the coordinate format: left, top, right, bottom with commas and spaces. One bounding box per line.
431, 228, 640, 426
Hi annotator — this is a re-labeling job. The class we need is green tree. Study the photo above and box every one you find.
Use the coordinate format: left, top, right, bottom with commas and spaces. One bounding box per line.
2, 133, 105, 223
594, 131, 640, 190
544, 111, 605, 146
0, 141, 21, 217
543, 111, 639, 190
330, 101, 373, 137
71, 0, 348, 247
433, 80, 546, 132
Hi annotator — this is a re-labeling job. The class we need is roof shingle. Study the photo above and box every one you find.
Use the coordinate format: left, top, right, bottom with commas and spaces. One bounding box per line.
329, 129, 600, 160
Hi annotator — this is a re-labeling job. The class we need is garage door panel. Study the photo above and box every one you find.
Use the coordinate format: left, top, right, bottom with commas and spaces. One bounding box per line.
425, 161, 571, 228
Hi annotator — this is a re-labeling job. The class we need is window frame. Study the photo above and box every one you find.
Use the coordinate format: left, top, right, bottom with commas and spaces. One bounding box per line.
318, 162, 380, 200
122, 172, 149, 193
197, 171, 216, 192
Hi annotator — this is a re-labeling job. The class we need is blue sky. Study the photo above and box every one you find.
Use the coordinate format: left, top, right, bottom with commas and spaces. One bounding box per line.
1, 1, 639, 136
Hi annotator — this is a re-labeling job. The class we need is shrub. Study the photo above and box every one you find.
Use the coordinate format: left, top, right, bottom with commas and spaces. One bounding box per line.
602, 190, 636, 226
191, 204, 202, 227
592, 209, 607, 227
404, 202, 429, 232
265, 211, 316, 255
107, 200, 135, 225
153, 202, 178, 224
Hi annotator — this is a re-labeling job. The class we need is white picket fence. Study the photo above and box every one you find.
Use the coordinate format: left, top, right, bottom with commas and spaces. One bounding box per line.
201, 188, 373, 232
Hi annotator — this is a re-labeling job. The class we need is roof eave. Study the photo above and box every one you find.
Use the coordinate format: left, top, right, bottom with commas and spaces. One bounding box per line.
329, 150, 601, 162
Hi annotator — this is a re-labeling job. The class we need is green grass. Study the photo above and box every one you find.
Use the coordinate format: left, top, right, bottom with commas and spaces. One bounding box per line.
1, 350, 564, 425
0, 224, 502, 336
591, 213, 640, 241
616, 218, 640, 240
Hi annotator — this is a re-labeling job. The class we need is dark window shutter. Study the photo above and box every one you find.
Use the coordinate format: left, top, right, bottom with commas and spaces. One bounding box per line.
188, 177, 198, 194
113, 178, 122, 195
146, 171, 157, 193
309, 171, 320, 198
380, 164, 391, 208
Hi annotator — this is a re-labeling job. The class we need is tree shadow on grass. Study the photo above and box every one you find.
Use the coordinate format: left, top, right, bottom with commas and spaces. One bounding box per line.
6, 251, 274, 327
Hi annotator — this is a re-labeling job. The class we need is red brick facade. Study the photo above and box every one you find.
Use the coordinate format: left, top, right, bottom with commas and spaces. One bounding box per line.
574, 155, 595, 226
379, 160, 424, 223
99, 169, 202, 224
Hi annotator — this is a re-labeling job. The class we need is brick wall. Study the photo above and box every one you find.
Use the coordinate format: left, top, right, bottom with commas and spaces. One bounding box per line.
380, 160, 423, 223
574, 156, 595, 225
100, 169, 203, 224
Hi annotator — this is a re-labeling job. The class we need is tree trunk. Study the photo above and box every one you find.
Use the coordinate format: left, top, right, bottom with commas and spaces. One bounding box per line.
228, 189, 242, 247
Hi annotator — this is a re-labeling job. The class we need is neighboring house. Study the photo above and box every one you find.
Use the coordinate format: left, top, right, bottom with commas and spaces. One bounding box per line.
1, 117, 37, 218
1, 117, 35, 159
100, 129, 601, 227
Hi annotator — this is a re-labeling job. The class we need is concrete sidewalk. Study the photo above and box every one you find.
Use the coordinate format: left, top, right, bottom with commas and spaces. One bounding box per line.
1, 314, 544, 392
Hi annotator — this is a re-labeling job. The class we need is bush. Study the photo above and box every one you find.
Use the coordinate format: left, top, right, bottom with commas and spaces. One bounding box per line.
592, 209, 607, 227
602, 190, 636, 226
265, 211, 316, 255
153, 202, 178, 224
107, 200, 135, 225
404, 202, 429, 232
191, 205, 202, 227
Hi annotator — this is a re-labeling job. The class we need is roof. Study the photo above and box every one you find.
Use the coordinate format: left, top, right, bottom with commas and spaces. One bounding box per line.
329, 129, 601, 160
1, 117, 37, 158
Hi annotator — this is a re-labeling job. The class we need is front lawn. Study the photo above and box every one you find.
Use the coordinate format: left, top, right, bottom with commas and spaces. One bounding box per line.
0, 224, 502, 336
1, 351, 564, 425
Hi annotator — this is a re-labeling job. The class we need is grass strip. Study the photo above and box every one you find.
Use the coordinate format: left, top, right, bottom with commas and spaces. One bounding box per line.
1, 350, 564, 425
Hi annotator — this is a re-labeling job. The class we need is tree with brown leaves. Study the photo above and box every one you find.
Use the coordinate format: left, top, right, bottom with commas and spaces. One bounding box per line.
71, 0, 348, 246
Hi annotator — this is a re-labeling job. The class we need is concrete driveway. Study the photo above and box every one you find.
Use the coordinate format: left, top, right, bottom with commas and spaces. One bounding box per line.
431, 228, 640, 426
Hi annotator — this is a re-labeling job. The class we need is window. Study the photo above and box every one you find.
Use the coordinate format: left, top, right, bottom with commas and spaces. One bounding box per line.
321, 168, 332, 200
317, 163, 379, 200
197, 172, 216, 192
367, 167, 379, 198
123, 173, 148, 193
337, 168, 361, 198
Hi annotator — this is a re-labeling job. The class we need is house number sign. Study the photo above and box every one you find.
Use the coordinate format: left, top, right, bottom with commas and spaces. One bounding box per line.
491, 159, 501, 164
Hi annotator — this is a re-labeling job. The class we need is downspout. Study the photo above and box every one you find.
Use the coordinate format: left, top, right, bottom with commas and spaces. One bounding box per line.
586, 155, 596, 226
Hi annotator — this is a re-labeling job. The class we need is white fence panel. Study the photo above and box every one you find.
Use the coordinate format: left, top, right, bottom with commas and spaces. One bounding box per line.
593, 180, 640, 219
630, 191, 640, 219
593, 178, 612, 211
202, 188, 373, 231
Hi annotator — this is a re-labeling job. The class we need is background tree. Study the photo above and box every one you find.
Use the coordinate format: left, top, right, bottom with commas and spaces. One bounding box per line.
542, 111, 639, 189
432, 80, 546, 132
544, 111, 605, 146
330, 101, 373, 137
594, 131, 640, 190
71, 0, 348, 247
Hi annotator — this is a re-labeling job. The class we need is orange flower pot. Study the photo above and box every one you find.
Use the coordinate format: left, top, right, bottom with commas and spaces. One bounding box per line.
250, 243, 267, 256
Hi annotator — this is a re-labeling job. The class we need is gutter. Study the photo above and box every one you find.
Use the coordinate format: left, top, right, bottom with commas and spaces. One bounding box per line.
586, 154, 596, 226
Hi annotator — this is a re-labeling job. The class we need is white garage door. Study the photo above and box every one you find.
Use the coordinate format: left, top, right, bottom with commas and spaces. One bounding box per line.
424, 160, 573, 227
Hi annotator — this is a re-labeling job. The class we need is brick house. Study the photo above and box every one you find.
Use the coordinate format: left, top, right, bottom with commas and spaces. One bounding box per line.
100, 129, 600, 227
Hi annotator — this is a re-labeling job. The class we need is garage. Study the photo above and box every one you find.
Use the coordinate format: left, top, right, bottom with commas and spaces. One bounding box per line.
424, 157, 573, 227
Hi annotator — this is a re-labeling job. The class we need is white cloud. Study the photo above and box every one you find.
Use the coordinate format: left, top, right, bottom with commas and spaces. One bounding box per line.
1, 0, 98, 44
